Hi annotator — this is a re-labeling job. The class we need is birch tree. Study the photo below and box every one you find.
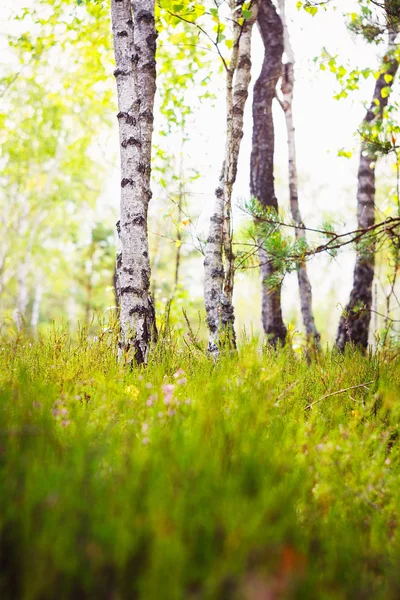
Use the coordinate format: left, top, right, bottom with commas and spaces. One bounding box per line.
277, 0, 320, 346
204, 0, 259, 358
1, 0, 112, 330
336, 15, 399, 350
250, 0, 287, 346
111, 0, 158, 364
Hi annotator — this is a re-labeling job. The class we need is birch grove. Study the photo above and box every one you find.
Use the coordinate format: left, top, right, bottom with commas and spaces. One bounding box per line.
3, 0, 400, 350
204, 0, 259, 357
111, 0, 157, 364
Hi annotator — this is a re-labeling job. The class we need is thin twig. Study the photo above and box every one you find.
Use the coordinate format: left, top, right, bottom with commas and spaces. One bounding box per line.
305, 380, 375, 411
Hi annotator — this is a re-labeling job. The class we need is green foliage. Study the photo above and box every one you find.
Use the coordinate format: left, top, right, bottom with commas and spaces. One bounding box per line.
240, 199, 310, 286
1, 0, 215, 328
1, 332, 400, 597
338, 148, 353, 158
156, 2, 216, 133
315, 48, 372, 99
347, 1, 400, 43
296, 1, 323, 17
0, 0, 115, 326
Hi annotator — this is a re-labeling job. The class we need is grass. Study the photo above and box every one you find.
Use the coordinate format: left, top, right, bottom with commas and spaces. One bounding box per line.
1, 325, 400, 599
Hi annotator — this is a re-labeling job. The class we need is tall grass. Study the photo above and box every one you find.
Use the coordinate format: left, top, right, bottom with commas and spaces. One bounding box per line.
1, 326, 400, 598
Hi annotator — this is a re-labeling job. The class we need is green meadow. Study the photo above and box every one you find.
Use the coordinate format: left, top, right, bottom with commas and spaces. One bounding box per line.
1, 329, 400, 599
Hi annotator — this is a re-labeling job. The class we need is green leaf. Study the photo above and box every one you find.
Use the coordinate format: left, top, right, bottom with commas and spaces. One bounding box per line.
338, 149, 352, 158
305, 5, 318, 16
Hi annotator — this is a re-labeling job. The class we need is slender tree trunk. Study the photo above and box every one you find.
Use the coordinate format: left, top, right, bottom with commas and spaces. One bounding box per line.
13, 260, 29, 332
68, 283, 78, 328
336, 29, 399, 351
114, 219, 121, 308
85, 274, 93, 326
31, 280, 43, 334
111, 0, 157, 365
277, 0, 320, 346
173, 146, 185, 299
174, 169, 184, 296
250, 0, 287, 346
204, 0, 259, 358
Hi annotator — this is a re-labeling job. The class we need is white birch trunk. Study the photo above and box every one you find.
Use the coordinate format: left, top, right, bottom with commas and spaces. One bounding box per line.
204, 0, 259, 358
111, 0, 157, 365
278, 0, 320, 346
13, 261, 29, 332
31, 280, 43, 334
13, 205, 31, 332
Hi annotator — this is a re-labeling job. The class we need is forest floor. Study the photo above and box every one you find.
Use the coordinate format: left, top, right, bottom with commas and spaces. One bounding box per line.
1, 327, 400, 599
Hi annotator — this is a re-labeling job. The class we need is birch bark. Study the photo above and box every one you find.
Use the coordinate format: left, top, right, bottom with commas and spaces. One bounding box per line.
204, 0, 259, 358
13, 261, 29, 332
250, 0, 287, 346
31, 280, 43, 334
336, 28, 399, 351
111, 0, 157, 365
277, 0, 320, 346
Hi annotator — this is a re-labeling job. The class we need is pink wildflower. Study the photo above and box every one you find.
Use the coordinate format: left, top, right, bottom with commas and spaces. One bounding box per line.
162, 383, 175, 405
173, 369, 185, 379
146, 394, 157, 407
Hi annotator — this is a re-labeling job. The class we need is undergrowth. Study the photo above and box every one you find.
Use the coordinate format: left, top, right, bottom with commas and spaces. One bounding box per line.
1, 326, 400, 599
